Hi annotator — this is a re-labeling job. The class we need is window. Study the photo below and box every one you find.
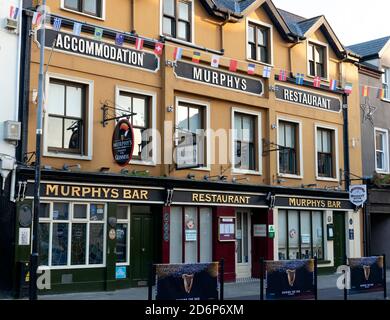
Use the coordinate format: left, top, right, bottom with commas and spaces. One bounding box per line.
117, 92, 152, 162
234, 112, 257, 171
383, 67, 390, 100
278, 210, 325, 261
46, 80, 86, 155
375, 128, 389, 172
38, 202, 106, 268
247, 22, 271, 64
308, 43, 326, 78
116, 206, 130, 265
317, 128, 334, 178
64, 0, 103, 18
162, 0, 192, 42
278, 121, 299, 175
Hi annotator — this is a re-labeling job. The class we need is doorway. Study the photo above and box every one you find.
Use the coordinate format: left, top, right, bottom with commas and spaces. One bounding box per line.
333, 212, 346, 267
235, 210, 251, 279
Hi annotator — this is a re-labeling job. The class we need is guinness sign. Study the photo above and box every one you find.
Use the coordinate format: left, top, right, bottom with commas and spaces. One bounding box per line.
36, 29, 159, 72
174, 61, 264, 96
112, 119, 134, 166
275, 85, 341, 112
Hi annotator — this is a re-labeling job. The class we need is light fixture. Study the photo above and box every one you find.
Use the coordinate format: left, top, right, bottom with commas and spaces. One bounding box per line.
187, 174, 195, 180
100, 167, 110, 173
167, 105, 174, 113
301, 183, 317, 188
63, 164, 81, 171
232, 177, 249, 183
276, 178, 286, 184
120, 168, 129, 175
131, 170, 150, 175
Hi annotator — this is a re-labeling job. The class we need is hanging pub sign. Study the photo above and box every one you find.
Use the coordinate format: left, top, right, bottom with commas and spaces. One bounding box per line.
275, 85, 341, 112
36, 29, 159, 72
348, 256, 385, 294
155, 263, 219, 300
265, 259, 317, 300
349, 184, 367, 207
112, 119, 134, 166
174, 61, 264, 96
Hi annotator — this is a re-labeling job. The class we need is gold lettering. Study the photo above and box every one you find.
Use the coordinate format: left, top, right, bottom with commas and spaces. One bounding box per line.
192, 193, 199, 202
228, 195, 234, 203
206, 194, 212, 202
133, 190, 140, 200
289, 198, 296, 206
82, 187, 91, 197
60, 185, 70, 197
337, 201, 341, 208
91, 187, 101, 198
46, 184, 59, 196
141, 190, 148, 200
102, 188, 110, 198
123, 189, 132, 199
111, 188, 119, 199
72, 187, 81, 197
245, 196, 250, 204
199, 194, 205, 202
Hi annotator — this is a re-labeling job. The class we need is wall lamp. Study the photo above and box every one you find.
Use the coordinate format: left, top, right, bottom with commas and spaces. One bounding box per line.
187, 174, 195, 180
63, 164, 81, 171
232, 177, 249, 183
120, 168, 129, 175
99, 167, 110, 173
301, 183, 317, 189
131, 170, 150, 176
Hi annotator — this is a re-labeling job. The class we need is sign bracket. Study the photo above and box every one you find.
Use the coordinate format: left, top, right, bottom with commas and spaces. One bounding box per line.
101, 102, 137, 127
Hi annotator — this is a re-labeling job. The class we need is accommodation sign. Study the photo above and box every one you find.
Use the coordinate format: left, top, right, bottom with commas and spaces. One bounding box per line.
37, 29, 159, 72
276, 196, 353, 210
174, 61, 264, 96
275, 85, 341, 112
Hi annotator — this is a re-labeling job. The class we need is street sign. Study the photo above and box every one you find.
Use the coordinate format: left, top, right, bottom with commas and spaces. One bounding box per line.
349, 185, 367, 207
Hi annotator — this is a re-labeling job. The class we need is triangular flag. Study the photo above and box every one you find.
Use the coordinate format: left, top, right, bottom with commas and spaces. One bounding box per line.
211, 55, 220, 68
135, 38, 144, 51
154, 42, 164, 56
229, 59, 238, 72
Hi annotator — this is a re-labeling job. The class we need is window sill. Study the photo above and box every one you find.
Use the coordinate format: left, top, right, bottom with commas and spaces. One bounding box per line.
161, 35, 195, 47
316, 176, 339, 182
38, 264, 106, 271
130, 159, 156, 167
246, 58, 274, 68
317, 260, 332, 265
116, 263, 129, 267
232, 169, 262, 176
278, 173, 303, 180
61, 7, 105, 21
375, 170, 390, 175
381, 98, 390, 103
43, 151, 92, 161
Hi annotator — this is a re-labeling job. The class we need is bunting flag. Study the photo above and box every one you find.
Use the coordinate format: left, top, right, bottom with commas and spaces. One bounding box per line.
278, 70, 287, 81
53, 17, 62, 31
173, 47, 183, 61
377, 88, 385, 100
344, 82, 353, 94
229, 59, 238, 72
211, 55, 220, 68
262, 66, 272, 78
94, 27, 103, 41
135, 38, 144, 51
10, 6, 19, 19
115, 33, 124, 46
192, 51, 201, 63
295, 73, 304, 85
361, 85, 370, 97
313, 76, 321, 88
73, 22, 82, 36
32, 12, 42, 26
154, 42, 164, 56
329, 79, 337, 91
247, 63, 255, 75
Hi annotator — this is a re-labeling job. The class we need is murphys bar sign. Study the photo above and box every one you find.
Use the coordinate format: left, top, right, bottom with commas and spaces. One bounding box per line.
276, 196, 353, 210
36, 29, 159, 72
24, 182, 165, 203
174, 61, 264, 96
275, 85, 341, 112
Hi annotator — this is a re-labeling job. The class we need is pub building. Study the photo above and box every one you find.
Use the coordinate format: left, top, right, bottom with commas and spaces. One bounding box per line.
3, 0, 363, 296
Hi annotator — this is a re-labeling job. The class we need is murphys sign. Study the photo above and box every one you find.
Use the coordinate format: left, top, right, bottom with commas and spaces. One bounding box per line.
112, 119, 134, 166
174, 61, 264, 96
36, 29, 159, 72
349, 185, 367, 207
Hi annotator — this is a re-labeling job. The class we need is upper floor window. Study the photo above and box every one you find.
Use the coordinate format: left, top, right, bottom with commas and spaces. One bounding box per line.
308, 43, 326, 78
316, 128, 335, 178
234, 112, 257, 172
64, 0, 103, 18
278, 121, 299, 175
383, 67, 390, 100
247, 22, 271, 64
375, 128, 389, 172
162, 0, 192, 42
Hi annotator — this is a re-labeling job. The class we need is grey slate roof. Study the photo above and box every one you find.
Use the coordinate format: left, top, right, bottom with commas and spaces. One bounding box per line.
347, 36, 390, 58
278, 8, 321, 37
212, 0, 256, 12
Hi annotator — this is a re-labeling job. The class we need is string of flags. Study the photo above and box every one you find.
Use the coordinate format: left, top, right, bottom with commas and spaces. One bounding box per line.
9, 6, 20, 20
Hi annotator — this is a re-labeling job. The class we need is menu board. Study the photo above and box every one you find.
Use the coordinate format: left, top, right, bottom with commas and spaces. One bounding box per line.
218, 217, 236, 242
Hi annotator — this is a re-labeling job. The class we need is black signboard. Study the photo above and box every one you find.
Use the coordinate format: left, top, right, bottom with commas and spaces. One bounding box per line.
275, 85, 341, 112
155, 263, 219, 300
276, 196, 353, 210
112, 119, 134, 166
36, 29, 159, 72
174, 61, 264, 96
265, 259, 317, 300
348, 256, 385, 294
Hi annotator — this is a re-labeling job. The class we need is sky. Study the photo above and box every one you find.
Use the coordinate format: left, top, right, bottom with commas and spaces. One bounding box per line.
273, 0, 390, 46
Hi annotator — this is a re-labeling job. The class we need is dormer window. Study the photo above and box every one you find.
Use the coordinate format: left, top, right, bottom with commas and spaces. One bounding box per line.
162, 0, 192, 42
247, 22, 271, 64
308, 42, 327, 78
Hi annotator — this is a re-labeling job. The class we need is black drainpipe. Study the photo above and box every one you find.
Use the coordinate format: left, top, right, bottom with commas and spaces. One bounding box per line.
342, 93, 350, 191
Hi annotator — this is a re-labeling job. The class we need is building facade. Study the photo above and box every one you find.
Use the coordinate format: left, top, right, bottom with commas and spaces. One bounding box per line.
8, 0, 363, 295
348, 36, 390, 258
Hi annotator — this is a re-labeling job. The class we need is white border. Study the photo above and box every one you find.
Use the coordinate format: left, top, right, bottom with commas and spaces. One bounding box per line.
43, 72, 94, 160
314, 123, 340, 182
276, 116, 304, 179
231, 107, 262, 175
115, 85, 158, 166
60, 0, 106, 20
374, 127, 390, 173
245, 17, 274, 67
116, 205, 131, 267
382, 67, 390, 102
306, 39, 330, 82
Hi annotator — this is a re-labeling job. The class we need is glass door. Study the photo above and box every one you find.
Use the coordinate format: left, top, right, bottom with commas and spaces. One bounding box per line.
235, 210, 251, 279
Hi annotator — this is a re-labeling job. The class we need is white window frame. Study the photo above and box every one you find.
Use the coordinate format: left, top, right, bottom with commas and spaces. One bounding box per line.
159, 0, 195, 45
115, 86, 157, 166
314, 124, 339, 182
231, 108, 262, 175
38, 202, 107, 270
307, 39, 329, 81
175, 96, 211, 171
60, 0, 106, 21
246, 17, 274, 67
382, 67, 390, 102
276, 117, 304, 179
116, 205, 131, 266
43, 73, 94, 161
374, 127, 389, 173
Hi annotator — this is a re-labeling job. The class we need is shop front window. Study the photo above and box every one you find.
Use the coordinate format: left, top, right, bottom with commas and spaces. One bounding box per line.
116, 206, 130, 264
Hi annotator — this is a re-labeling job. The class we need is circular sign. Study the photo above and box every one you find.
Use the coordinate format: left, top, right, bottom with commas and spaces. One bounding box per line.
289, 229, 297, 239
349, 185, 367, 207
19, 205, 32, 227
109, 228, 116, 240
112, 119, 134, 166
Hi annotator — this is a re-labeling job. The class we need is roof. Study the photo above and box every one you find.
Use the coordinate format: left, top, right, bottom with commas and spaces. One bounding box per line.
347, 36, 390, 58
213, 0, 256, 12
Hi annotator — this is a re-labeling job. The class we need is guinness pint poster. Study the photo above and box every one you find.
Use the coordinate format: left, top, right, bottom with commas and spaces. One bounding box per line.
348, 256, 384, 294
155, 263, 219, 300
265, 259, 316, 300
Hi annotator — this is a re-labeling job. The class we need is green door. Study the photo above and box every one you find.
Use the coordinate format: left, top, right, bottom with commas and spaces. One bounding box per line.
333, 212, 346, 267
130, 214, 154, 286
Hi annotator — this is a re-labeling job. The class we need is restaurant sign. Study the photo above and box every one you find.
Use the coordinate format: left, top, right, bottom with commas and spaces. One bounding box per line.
174, 61, 264, 96
275, 85, 341, 112
36, 29, 159, 72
